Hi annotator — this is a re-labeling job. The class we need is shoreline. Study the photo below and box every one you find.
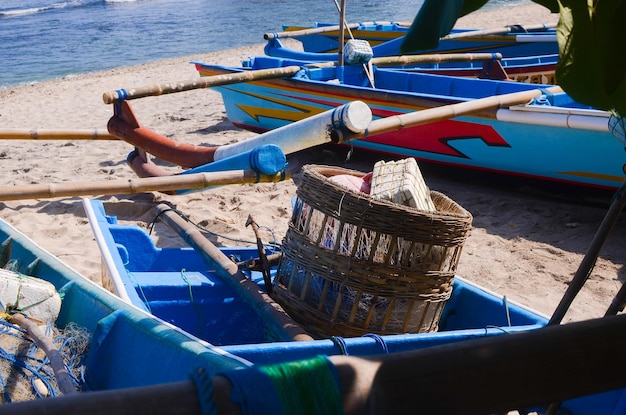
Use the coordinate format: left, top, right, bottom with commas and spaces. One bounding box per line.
0, 3, 557, 92
1, 3, 623, 325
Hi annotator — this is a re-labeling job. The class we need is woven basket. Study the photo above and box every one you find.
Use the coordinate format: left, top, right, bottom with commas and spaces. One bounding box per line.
272, 165, 473, 338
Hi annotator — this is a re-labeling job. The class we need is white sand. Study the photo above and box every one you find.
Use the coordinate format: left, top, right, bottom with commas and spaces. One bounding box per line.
0, 4, 623, 324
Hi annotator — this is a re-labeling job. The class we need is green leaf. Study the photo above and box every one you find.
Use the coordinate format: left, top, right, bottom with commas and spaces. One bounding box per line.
399, 0, 488, 53
556, 0, 626, 114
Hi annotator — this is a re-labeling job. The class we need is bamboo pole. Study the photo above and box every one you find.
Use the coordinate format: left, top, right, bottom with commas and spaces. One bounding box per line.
153, 204, 312, 342
369, 52, 501, 67
0, 129, 116, 140
103, 52, 501, 104
337, 0, 347, 67
441, 23, 557, 40
0, 169, 289, 201
102, 65, 331, 104
3, 313, 626, 415
346, 85, 563, 140
549, 180, 626, 325
264, 22, 364, 40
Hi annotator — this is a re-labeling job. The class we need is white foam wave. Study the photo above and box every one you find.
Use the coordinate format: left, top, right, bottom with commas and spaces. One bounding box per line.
0, 0, 100, 18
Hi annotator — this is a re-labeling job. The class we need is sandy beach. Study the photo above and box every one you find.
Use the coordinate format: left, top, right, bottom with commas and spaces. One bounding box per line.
0, 3, 623, 325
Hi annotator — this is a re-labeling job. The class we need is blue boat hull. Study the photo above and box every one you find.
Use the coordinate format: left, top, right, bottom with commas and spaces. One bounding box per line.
266, 37, 559, 84
83, 198, 626, 414
194, 57, 625, 191
86, 198, 547, 347
279, 23, 558, 57
0, 216, 251, 397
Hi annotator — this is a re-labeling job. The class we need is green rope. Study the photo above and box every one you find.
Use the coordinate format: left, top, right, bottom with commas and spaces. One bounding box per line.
126, 270, 152, 314
260, 355, 344, 415
180, 269, 205, 336
180, 268, 194, 303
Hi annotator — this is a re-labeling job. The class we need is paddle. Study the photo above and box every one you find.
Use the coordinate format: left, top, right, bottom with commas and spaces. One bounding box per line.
153, 204, 312, 342
0, 129, 116, 140
4, 313, 626, 415
0, 169, 289, 201
346, 85, 564, 140
102, 53, 503, 104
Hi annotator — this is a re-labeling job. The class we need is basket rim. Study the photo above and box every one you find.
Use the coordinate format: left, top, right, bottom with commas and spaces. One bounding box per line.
301, 164, 473, 221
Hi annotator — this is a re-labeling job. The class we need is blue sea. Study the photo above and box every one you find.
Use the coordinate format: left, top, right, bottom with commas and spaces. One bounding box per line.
0, 0, 532, 88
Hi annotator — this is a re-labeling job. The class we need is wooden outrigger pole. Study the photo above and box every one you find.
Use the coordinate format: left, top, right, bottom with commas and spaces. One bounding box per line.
0, 129, 116, 140
102, 53, 502, 104
0, 169, 290, 201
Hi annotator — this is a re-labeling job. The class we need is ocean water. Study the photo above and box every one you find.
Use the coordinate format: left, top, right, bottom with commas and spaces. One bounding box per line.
0, 0, 531, 88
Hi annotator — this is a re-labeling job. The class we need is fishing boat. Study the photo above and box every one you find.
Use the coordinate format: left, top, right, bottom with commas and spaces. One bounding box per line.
266, 37, 558, 84
264, 39, 559, 84
39, 196, 620, 415
3, 189, 626, 413
83, 197, 548, 361
268, 22, 558, 57
0, 214, 258, 401
193, 56, 625, 191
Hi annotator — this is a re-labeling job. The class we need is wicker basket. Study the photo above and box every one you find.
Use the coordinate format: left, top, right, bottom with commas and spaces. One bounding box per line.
272, 165, 473, 338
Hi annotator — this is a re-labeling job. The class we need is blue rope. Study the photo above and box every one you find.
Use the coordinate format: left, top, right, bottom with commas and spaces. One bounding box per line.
114, 89, 128, 115
0, 320, 89, 401
190, 367, 218, 415
363, 333, 389, 354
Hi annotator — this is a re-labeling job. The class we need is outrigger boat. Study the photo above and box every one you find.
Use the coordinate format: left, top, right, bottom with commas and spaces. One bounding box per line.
0, 213, 257, 398
3, 161, 625, 413
266, 37, 558, 84
265, 23, 559, 84
268, 21, 558, 57
78, 195, 626, 415
8, 193, 619, 414
3, 178, 626, 413
83, 197, 547, 362
193, 56, 625, 191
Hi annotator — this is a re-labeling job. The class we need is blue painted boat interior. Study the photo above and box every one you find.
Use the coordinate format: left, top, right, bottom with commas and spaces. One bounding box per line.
2, 201, 626, 413
88, 199, 546, 349
85, 199, 626, 414
0, 217, 249, 393
239, 56, 586, 108
273, 25, 558, 58
96, 206, 273, 346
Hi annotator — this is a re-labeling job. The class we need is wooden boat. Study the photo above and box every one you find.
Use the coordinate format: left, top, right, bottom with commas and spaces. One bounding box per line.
267, 22, 558, 57
265, 38, 558, 84
84, 197, 548, 364
28, 197, 618, 415
0, 214, 257, 400
2, 169, 625, 412
276, 20, 412, 52
5, 190, 626, 413
193, 56, 625, 191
